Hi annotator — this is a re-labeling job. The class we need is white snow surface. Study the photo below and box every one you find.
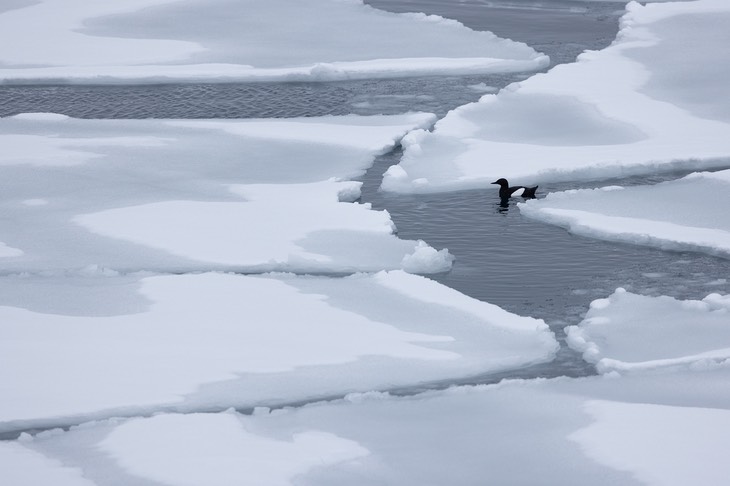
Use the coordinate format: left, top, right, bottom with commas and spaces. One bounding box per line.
99, 413, 369, 486
6, 2, 730, 483
572, 399, 730, 486
567, 288, 730, 374
12, 366, 730, 486
0, 271, 557, 428
74, 180, 453, 274
0, 0, 547, 84
0, 113, 452, 274
381, 0, 730, 193
0, 241, 23, 258
518, 170, 730, 258
0, 441, 95, 486
0, 112, 434, 173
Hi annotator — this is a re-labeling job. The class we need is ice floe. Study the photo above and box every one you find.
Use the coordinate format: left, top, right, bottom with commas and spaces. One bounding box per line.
567, 288, 730, 374
99, 413, 369, 486
11, 366, 730, 486
74, 180, 453, 274
0, 242, 22, 258
0, 0, 547, 84
5, 1, 730, 483
0, 113, 451, 274
571, 399, 730, 486
0, 112, 434, 176
0, 441, 95, 486
519, 170, 730, 258
0, 271, 557, 429
381, 0, 730, 193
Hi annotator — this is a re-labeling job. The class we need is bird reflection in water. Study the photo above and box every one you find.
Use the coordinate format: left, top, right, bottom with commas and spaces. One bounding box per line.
497, 197, 511, 213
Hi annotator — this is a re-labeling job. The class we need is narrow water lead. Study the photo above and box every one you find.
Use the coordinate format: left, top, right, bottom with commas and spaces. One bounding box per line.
358, 148, 730, 379
361, 150, 730, 314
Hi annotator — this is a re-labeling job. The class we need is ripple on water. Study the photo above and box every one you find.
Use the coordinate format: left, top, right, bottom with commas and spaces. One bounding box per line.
0, 75, 522, 120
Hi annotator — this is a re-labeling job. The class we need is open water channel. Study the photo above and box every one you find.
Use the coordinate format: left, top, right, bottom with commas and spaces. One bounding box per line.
2, 0, 729, 385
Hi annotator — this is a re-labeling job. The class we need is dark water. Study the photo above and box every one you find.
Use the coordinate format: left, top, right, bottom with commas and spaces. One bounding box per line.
0, 75, 517, 119
2, 0, 728, 384
366, 0, 625, 68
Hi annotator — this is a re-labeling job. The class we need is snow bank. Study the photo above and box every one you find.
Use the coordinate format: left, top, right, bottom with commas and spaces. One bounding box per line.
518, 170, 730, 258
567, 288, 730, 374
382, 0, 730, 193
0, 271, 557, 429
12, 366, 730, 486
0, 0, 546, 84
0, 113, 448, 274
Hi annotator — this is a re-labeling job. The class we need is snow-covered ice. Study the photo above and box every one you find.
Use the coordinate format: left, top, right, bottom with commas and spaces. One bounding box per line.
10, 365, 730, 486
74, 180, 453, 274
0, 113, 453, 274
0, 271, 557, 430
567, 288, 730, 374
0, 0, 547, 84
571, 399, 730, 486
99, 413, 369, 486
4, 0, 730, 483
518, 170, 730, 258
0, 112, 434, 177
0, 441, 95, 486
382, 0, 730, 193
0, 241, 23, 258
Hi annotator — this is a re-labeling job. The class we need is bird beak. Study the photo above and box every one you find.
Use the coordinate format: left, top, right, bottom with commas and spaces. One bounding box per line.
491, 181, 499, 185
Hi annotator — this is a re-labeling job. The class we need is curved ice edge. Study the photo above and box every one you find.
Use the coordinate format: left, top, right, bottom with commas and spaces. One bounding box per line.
0, 349, 562, 442
380, 158, 730, 194
518, 206, 730, 259
0, 57, 549, 85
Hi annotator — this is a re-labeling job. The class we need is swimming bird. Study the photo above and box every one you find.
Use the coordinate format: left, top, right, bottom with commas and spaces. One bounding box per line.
491, 178, 538, 199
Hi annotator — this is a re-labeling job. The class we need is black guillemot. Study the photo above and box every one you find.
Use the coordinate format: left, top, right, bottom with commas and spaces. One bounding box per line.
491, 178, 538, 199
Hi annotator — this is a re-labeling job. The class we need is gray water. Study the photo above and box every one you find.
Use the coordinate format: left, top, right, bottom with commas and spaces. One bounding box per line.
2, 0, 729, 384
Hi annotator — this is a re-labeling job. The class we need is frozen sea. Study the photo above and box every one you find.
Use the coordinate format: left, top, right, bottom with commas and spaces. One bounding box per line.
0, 0, 730, 380
1, 0, 728, 384
3, 1, 730, 484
